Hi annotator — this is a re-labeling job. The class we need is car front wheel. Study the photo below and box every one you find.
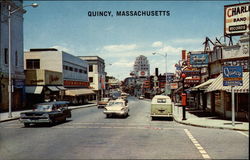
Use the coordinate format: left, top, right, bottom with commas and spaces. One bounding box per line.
24, 123, 30, 127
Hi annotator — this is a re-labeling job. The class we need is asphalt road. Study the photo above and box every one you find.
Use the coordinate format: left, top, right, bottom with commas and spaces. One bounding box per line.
0, 97, 249, 159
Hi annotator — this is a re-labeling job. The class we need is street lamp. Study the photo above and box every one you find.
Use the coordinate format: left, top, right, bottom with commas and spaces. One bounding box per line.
152, 52, 168, 95
8, 2, 38, 118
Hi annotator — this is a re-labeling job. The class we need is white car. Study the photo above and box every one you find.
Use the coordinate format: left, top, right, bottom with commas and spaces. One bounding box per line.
139, 96, 144, 100
103, 99, 129, 118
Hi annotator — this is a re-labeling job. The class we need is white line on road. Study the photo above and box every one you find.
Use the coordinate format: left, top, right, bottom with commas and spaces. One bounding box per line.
184, 129, 211, 159
237, 131, 249, 137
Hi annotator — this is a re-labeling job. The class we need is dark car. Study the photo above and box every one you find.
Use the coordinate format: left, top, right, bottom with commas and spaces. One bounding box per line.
20, 101, 71, 127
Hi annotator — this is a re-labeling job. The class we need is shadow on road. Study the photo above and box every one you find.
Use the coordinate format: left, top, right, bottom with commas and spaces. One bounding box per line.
21, 120, 73, 128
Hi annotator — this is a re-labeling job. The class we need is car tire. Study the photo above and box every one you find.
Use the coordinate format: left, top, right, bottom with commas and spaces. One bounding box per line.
51, 119, 56, 126
63, 116, 67, 122
106, 114, 111, 118
24, 123, 30, 127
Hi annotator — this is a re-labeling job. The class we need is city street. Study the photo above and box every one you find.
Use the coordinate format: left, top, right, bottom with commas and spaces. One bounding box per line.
0, 97, 249, 159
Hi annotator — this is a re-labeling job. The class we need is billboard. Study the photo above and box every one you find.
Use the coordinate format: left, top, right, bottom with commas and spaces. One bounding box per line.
223, 66, 243, 86
224, 3, 250, 36
190, 54, 208, 67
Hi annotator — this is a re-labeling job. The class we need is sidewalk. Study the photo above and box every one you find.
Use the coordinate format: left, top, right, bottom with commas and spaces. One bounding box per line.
173, 104, 249, 131
0, 103, 97, 123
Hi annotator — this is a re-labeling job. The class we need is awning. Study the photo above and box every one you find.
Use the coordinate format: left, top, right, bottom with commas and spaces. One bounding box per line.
47, 86, 60, 91
65, 88, 95, 96
206, 72, 249, 93
192, 79, 216, 91
25, 86, 43, 94
57, 86, 67, 90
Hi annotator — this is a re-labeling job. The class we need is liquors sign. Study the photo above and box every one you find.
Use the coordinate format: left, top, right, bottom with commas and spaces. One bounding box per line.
224, 2, 250, 36
223, 66, 243, 86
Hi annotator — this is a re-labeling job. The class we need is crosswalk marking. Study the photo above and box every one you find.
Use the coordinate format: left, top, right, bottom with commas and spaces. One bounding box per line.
184, 129, 211, 159
237, 131, 249, 137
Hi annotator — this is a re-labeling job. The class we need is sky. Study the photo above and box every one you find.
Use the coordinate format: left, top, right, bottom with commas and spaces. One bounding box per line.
23, 0, 244, 80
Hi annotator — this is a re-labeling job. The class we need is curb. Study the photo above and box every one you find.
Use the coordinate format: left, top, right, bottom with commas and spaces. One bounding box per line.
173, 116, 249, 131
0, 117, 20, 123
0, 103, 97, 123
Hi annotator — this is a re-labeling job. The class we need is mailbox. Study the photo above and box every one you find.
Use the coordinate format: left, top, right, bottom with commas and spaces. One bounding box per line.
181, 93, 187, 106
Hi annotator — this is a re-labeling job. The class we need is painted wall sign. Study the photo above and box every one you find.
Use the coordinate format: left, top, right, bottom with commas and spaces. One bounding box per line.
190, 54, 208, 67
223, 66, 243, 86
224, 2, 250, 36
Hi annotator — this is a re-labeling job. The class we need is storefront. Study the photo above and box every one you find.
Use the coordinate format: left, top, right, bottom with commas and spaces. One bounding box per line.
25, 69, 64, 107
64, 88, 95, 105
206, 72, 249, 120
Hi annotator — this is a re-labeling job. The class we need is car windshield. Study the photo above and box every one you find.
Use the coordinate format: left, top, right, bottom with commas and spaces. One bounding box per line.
108, 102, 124, 106
101, 98, 109, 101
157, 98, 166, 103
35, 105, 53, 111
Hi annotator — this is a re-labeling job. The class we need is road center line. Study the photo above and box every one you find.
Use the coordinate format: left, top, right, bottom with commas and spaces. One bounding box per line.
184, 129, 211, 159
237, 131, 249, 137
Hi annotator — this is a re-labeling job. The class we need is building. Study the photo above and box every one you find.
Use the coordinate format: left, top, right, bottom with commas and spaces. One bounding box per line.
24, 69, 64, 106
133, 55, 150, 78
0, 1, 26, 111
24, 48, 94, 105
122, 77, 136, 96
132, 55, 150, 97
205, 33, 249, 120
78, 56, 105, 100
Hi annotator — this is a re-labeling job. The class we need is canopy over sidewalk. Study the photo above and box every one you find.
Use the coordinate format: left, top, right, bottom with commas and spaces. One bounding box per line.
206, 72, 249, 93
65, 88, 95, 96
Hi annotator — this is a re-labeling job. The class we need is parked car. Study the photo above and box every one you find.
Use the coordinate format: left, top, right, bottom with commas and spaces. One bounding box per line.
139, 95, 144, 100
103, 99, 129, 118
98, 97, 110, 108
20, 101, 71, 127
151, 95, 173, 120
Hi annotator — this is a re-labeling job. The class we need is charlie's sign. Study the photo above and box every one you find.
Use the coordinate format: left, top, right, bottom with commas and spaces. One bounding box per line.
224, 3, 250, 36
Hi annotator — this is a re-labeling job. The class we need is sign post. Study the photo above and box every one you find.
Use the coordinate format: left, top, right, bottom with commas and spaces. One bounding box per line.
222, 66, 243, 126
231, 86, 235, 126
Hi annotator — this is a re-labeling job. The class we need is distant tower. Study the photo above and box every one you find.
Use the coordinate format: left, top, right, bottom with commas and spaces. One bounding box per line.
133, 55, 150, 78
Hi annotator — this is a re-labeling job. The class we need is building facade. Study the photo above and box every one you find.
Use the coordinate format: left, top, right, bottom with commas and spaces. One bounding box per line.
24, 48, 93, 105
24, 48, 89, 87
133, 55, 150, 78
0, 1, 25, 111
132, 55, 150, 97
205, 33, 249, 120
78, 56, 105, 100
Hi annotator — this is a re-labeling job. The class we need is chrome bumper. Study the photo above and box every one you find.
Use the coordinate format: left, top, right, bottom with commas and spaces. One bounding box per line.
19, 118, 51, 123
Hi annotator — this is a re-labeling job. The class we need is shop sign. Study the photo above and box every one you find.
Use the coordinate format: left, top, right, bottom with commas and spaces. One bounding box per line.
143, 80, 150, 88
30, 79, 44, 84
224, 2, 250, 36
14, 80, 24, 88
49, 75, 60, 83
223, 44, 249, 59
139, 70, 147, 77
223, 66, 243, 86
190, 54, 208, 67
182, 67, 200, 76
170, 83, 178, 89
64, 80, 89, 87
184, 78, 200, 84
